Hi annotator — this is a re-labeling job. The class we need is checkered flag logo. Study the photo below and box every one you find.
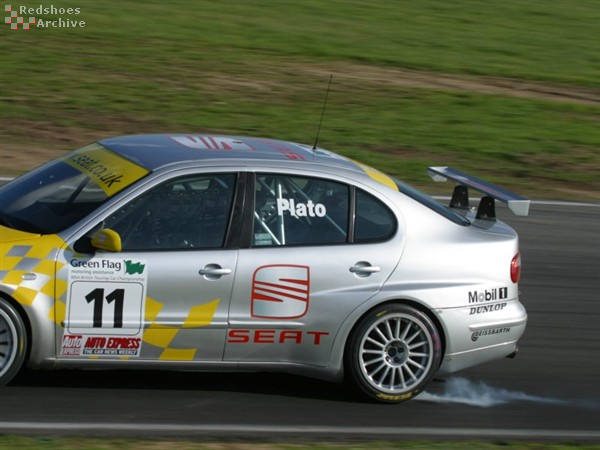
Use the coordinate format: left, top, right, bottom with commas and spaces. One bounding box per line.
4, 5, 36, 30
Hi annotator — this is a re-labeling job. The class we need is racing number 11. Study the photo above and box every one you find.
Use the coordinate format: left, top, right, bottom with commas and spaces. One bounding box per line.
85, 288, 124, 328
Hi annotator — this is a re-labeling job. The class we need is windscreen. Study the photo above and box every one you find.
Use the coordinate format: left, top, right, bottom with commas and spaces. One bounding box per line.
0, 144, 150, 234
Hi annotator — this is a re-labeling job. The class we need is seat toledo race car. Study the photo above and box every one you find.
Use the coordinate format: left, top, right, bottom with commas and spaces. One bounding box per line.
0, 134, 529, 402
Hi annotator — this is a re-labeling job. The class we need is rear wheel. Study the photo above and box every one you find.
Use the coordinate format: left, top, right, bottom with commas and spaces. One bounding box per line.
0, 300, 28, 386
346, 303, 441, 403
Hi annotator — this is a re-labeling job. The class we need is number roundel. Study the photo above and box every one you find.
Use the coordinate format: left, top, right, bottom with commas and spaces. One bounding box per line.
67, 279, 145, 335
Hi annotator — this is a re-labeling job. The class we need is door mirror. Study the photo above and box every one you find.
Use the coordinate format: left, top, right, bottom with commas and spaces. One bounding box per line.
91, 229, 122, 252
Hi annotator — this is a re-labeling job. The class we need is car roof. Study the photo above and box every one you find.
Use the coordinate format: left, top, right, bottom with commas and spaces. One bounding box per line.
100, 134, 355, 171
98, 134, 400, 191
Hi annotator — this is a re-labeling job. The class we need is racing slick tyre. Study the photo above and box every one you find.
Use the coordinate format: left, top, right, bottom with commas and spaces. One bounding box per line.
346, 303, 442, 403
0, 300, 28, 386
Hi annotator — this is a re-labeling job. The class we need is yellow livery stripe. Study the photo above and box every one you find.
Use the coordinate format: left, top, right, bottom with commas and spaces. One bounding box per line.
352, 161, 399, 191
159, 348, 197, 361
183, 299, 220, 328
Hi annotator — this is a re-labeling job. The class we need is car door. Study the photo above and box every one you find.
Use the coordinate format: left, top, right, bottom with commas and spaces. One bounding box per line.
58, 172, 239, 362
224, 172, 404, 367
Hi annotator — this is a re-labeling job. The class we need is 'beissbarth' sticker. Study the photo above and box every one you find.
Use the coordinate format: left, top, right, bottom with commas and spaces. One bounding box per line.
62, 257, 148, 357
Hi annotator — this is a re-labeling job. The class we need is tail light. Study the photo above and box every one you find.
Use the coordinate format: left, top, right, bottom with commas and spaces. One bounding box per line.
511, 252, 521, 283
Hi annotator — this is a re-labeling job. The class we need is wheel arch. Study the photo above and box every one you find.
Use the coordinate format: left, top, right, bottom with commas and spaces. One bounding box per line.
342, 298, 447, 368
0, 292, 33, 363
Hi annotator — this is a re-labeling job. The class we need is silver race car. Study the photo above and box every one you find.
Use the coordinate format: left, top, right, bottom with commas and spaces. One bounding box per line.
0, 135, 529, 402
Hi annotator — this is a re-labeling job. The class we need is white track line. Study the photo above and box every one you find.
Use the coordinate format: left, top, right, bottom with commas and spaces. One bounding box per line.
1, 422, 599, 440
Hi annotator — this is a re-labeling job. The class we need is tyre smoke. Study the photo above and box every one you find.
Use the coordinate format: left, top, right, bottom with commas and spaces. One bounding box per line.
417, 377, 598, 408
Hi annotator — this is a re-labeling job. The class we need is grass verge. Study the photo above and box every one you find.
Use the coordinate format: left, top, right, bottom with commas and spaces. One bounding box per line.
1, 0, 599, 200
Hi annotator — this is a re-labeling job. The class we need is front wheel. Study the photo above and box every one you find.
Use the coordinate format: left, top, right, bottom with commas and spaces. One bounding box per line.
0, 300, 28, 386
346, 303, 442, 403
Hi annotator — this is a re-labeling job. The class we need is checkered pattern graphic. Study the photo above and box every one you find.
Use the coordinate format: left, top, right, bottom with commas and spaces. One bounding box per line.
4, 5, 36, 30
142, 297, 220, 361
0, 236, 69, 326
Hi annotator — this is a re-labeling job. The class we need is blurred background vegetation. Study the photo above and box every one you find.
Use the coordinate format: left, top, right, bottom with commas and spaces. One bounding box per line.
1, 0, 599, 199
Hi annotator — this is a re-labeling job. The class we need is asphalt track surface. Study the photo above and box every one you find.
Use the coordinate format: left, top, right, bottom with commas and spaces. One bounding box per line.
1, 202, 599, 441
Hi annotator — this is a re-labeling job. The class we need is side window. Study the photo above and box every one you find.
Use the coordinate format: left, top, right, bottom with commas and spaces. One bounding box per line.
253, 174, 349, 246
354, 189, 396, 243
104, 174, 236, 250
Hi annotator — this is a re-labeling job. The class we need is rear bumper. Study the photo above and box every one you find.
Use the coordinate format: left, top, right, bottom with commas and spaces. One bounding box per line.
435, 299, 527, 375
438, 340, 520, 375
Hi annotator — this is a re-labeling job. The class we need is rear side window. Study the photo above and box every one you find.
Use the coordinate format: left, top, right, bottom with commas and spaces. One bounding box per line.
354, 190, 396, 242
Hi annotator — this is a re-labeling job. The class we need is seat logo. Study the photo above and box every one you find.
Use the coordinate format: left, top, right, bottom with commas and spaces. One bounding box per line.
251, 265, 310, 319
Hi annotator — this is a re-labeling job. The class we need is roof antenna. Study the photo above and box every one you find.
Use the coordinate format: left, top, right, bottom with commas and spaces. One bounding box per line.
312, 74, 333, 150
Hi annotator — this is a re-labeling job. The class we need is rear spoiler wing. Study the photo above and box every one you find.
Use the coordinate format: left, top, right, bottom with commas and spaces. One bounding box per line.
428, 166, 530, 219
